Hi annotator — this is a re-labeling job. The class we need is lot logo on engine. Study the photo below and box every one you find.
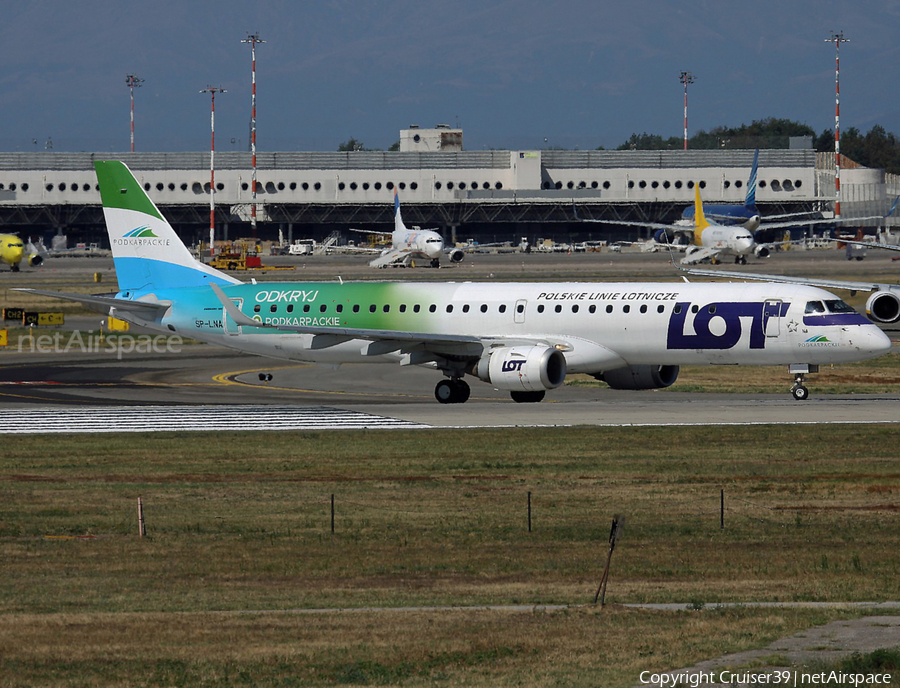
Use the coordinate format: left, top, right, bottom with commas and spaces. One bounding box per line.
501, 359, 525, 373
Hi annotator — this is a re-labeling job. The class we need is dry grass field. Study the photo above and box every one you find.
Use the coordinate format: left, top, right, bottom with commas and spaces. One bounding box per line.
2, 425, 899, 686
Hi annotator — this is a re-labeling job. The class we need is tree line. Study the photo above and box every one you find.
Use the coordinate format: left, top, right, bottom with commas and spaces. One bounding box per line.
614, 118, 900, 174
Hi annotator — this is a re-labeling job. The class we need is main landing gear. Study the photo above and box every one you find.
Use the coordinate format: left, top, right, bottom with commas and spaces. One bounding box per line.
435, 378, 470, 404
789, 364, 818, 401
735, 255, 747, 265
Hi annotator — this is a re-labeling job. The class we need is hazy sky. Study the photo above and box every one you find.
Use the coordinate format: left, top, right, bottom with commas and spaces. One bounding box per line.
2, 0, 898, 153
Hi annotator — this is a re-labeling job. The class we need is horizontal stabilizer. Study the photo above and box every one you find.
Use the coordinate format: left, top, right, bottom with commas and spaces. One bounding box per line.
13, 288, 170, 317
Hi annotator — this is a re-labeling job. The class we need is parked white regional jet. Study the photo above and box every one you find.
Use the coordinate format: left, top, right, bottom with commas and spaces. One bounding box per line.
20, 162, 892, 403
351, 191, 463, 268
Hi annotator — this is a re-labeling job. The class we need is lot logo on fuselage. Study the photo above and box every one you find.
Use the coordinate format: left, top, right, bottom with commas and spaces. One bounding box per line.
667, 301, 788, 350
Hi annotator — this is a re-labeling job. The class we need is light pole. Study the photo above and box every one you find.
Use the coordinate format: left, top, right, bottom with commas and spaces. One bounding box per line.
679, 71, 695, 150
241, 33, 265, 237
825, 31, 849, 221
125, 74, 144, 153
200, 86, 226, 258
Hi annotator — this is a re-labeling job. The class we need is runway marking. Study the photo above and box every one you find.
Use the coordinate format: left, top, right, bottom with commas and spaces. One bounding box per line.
0, 405, 430, 433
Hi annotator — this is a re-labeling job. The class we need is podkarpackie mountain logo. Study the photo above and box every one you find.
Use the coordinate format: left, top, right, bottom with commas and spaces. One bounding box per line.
124, 226, 158, 238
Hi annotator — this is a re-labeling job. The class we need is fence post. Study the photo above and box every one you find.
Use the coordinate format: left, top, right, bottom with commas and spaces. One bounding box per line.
527, 491, 532, 533
137, 496, 146, 537
720, 489, 724, 530
331, 494, 335, 534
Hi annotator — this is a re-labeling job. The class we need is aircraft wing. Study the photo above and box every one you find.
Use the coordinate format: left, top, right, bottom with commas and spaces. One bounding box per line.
367, 247, 411, 268
831, 238, 900, 253
678, 246, 721, 266
682, 268, 888, 294
13, 288, 172, 317
349, 228, 392, 236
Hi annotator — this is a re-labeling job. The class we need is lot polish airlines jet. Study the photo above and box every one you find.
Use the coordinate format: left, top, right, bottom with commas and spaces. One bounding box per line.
21, 162, 891, 403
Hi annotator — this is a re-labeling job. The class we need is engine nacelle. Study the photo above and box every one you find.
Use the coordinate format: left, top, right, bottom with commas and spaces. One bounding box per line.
866, 290, 900, 324
653, 228, 671, 244
595, 365, 679, 390
754, 245, 770, 259
447, 248, 464, 263
473, 346, 567, 392
28, 254, 43, 267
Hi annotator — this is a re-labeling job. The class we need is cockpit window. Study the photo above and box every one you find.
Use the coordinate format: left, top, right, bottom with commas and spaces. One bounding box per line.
824, 300, 856, 314
425, 238, 442, 243
805, 301, 826, 314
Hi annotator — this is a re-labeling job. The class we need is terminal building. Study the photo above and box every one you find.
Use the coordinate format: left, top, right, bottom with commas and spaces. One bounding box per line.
0, 126, 896, 247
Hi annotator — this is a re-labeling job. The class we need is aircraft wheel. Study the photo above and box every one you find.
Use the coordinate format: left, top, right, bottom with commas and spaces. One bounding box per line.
510, 390, 545, 403
453, 379, 470, 403
431, 258, 440, 268
11, 264, 20, 272
856, 256, 864, 261
435, 380, 455, 404
791, 384, 809, 401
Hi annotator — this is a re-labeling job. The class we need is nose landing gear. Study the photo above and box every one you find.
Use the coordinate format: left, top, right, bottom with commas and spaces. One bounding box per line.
789, 364, 818, 401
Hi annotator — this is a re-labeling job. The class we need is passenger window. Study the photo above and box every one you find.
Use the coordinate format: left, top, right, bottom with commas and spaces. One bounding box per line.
623, 305, 630, 313
499, 304, 507, 313
446, 305, 453, 313
399, 304, 406, 313
369, 305, 376, 313
253, 305, 261, 313
304, 304, 311, 313
320, 304, 327, 313
413, 304, 421, 313
554, 305, 562, 313
462, 304, 470, 313
657, 305, 665, 313
537, 304, 545, 313
270, 305, 277, 313
674, 304, 682, 314
606, 305, 613, 313
480, 304, 487, 313
353, 305, 360, 313
383, 305, 390, 313
640, 305, 647, 313
429, 304, 436, 313
572, 305, 579, 313
336, 304, 343, 313
516, 304, 524, 314
287, 304, 294, 313
589, 304, 596, 313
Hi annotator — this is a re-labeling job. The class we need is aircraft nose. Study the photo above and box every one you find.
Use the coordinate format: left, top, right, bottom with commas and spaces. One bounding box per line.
866, 326, 894, 357
427, 242, 443, 259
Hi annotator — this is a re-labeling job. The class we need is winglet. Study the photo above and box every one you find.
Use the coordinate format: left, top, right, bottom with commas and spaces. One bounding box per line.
693, 187, 710, 241
210, 283, 269, 329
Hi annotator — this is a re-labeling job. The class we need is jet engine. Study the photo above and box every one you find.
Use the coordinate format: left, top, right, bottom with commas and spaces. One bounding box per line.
472, 346, 567, 391
28, 254, 43, 267
594, 365, 679, 390
754, 245, 770, 259
447, 248, 465, 263
866, 290, 900, 324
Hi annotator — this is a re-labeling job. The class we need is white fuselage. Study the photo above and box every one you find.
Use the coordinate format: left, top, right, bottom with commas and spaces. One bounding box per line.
147, 280, 891, 374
